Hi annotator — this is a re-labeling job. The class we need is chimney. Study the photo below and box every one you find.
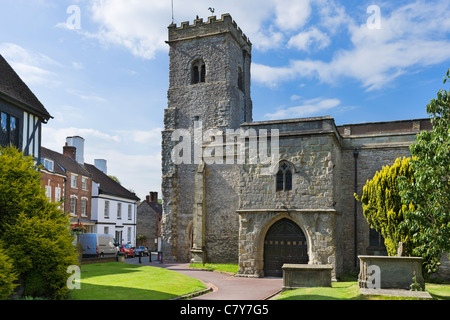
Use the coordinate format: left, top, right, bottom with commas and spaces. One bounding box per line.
63, 143, 76, 161
149, 192, 158, 203
94, 159, 107, 175
66, 136, 85, 165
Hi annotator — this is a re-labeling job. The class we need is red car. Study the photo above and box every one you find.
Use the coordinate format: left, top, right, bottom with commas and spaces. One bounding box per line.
118, 244, 135, 257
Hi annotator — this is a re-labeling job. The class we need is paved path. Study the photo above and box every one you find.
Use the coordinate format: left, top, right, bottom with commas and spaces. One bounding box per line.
126, 255, 283, 300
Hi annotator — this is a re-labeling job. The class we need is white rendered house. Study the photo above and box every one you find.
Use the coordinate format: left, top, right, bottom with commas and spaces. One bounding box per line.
86, 160, 140, 246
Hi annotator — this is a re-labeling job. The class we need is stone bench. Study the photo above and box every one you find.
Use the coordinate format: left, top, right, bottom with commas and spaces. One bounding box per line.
282, 264, 333, 290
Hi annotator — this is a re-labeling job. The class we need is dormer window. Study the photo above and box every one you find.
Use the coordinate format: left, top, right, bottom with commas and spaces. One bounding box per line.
42, 158, 54, 172
191, 59, 206, 84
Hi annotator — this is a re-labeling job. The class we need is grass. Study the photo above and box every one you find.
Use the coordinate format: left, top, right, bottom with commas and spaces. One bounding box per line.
189, 263, 240, 274
69, 262, 207, 300
276, 281, 450, 300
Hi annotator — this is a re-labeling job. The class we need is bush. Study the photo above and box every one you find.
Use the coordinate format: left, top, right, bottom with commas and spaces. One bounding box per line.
0, 147, 79, 299
0, 244, 18, 300
355, 157, 415, 256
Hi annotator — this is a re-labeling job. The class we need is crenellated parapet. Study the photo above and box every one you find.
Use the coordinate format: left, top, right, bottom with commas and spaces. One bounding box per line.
167, 13, 252, 50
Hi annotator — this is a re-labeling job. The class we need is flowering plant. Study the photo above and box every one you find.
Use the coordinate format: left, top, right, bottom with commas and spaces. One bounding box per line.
72, 222, 86, 234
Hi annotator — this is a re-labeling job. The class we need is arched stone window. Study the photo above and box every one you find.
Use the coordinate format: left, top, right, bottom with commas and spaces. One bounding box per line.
191, 59, 206, 84
276, 161, 293, 192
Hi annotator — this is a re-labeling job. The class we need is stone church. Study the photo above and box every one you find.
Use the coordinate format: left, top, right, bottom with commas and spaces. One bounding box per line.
160, 13, 431, 278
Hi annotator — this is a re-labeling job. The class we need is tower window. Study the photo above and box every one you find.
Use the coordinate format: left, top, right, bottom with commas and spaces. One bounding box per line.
191, 59, 206, 84
238, 67, 244, 91
276, 161, 294, 192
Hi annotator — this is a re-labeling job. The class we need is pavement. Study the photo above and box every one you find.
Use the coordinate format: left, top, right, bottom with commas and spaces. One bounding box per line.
125, 253, 283, 300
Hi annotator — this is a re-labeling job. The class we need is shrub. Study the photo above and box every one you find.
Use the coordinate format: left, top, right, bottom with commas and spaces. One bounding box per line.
355, 157, 415, 256
0, 244, 18, 300
0, 147, 79, 299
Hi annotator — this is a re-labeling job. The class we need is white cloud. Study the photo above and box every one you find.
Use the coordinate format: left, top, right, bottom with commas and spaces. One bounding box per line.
273, 0, 312, 31
66, 89, 107, 103
265, 97, 341, 120
287, 27, 330, 52
253, 1, 450, 91
0, 43, 61, 87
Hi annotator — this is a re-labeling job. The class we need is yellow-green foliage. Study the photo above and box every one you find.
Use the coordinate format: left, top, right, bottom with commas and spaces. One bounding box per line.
355, 157, 415, 256
0, 147, 79, 299
0, 245, 18, 299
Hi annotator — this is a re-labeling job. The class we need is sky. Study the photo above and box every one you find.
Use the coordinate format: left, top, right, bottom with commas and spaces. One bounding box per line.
0, 0, 449, 201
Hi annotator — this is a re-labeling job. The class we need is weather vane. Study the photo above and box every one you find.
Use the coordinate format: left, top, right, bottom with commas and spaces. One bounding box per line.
208, 7, 215, 15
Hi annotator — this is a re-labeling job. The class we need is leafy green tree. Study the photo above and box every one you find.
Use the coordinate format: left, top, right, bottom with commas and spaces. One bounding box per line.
398, 70, 450, 277
0, 244, 18, 300
0, 147, 79, 299
355, 157, 415, 256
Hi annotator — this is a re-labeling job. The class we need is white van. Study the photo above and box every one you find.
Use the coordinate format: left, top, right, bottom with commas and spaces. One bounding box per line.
79, 234, 119, 257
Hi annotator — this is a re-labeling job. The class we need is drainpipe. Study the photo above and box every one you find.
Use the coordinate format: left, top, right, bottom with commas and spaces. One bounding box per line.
353, 148, 359, 268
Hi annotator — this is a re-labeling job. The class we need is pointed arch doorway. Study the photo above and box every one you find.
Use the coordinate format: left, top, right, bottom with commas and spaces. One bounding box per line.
263, 218, 308, 277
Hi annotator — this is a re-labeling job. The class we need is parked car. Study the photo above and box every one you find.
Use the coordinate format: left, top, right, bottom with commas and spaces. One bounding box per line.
134, 246, 149, 257
79, 234, 119, 258
118, 244, 135, 257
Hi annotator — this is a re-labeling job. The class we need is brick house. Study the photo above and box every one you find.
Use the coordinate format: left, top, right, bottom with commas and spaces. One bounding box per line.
137, 192, 162, 251
0, 54, 52, 161
40, 138, 95, 232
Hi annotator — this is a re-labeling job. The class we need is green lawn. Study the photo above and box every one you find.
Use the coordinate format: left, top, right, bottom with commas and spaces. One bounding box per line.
69, 262, 207, 300
189, 263, 239, 274
276, 282, 450, 300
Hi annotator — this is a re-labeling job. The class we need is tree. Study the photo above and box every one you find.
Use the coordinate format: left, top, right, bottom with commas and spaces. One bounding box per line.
355, 157, 415, 256
398, 69, 450, 277
0, 147, 79, 299
0, 244, 18, 300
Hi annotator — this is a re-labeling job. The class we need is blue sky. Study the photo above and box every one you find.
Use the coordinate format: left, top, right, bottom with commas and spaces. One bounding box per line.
1, 0, 449, 200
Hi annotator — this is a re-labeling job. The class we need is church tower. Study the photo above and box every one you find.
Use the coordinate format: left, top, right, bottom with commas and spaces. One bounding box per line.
161, 14, 252, 262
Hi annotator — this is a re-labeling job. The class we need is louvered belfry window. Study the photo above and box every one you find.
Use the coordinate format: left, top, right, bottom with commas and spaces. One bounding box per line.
191, 59, 206, 84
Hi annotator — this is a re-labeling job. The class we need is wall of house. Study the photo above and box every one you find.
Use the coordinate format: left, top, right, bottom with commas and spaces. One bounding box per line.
93, 193, 137, 246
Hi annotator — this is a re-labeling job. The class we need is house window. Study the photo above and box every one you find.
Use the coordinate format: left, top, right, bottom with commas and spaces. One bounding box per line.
191, 59, 206, 84
0, 112, 19, 149
117, 203, 122, 219
127, 227, 132, 243
55, 187, 62, 208
276, 161, 293, 192
71, 175, 78, 188
104, 226, 109, 235
128, 204, 132, 220
45, 185, 52, 201
70, 196, 77, 216
104, 200, 110, 218
81, 198, 88, 217
82, 177, 87, 190
42, 158, 54, 172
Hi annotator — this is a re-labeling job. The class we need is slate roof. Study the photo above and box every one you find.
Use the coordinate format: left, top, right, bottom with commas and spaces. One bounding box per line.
41, 146, 92, 178
0, 54, 52, 120
139, 200, 162, 215
84, 163, 140, 202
